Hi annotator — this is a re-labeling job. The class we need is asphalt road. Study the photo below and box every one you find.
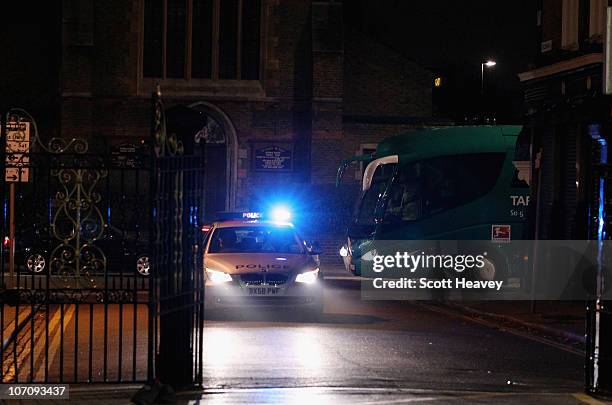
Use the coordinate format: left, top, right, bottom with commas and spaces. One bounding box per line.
2, 277, 605, 404
192, 278, 592, 404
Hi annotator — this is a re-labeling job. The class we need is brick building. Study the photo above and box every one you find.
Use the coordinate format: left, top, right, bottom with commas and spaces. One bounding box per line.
519, 0, 609, 240
519, 2, 612, 392
1, 0, 433, 263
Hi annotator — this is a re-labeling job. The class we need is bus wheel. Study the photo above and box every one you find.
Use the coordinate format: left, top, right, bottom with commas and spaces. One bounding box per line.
477, 254, 507, 282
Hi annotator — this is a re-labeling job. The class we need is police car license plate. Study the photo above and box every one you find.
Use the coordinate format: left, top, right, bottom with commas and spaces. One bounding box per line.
247, 286, 281, 296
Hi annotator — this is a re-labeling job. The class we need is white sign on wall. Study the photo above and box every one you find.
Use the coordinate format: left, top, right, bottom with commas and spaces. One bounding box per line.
4, 121, 30, 182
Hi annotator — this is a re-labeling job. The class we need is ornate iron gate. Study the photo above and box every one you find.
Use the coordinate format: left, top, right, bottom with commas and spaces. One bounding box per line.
0, 88, 205, 385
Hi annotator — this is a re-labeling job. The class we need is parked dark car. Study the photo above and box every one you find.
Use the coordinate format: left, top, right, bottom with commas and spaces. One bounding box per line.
2, 223, 51, 274
92, 225, 150, 277
2, 224, 149, 277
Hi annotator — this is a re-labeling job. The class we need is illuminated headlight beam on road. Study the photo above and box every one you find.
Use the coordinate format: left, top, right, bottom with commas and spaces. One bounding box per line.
292, 329, 323, 370
205, 328, 239, 367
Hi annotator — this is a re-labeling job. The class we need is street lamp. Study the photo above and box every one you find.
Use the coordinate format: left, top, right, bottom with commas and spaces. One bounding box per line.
481, 60, 496, 96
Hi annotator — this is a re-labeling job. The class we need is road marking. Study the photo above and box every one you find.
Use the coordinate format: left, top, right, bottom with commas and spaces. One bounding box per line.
1, 317, 18, 350
419, 303, 584, 356
572, 392, 611, 405
1, 307, 39, 381
1, 307, 57, 382
44, 305, 76, 381
29, 305, 76, 381
30, 306, 63, 381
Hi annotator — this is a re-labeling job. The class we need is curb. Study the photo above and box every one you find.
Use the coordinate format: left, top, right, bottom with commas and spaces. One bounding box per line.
323, 276, 363, 290
318, 273, 587, 346
443, 301, 585, 345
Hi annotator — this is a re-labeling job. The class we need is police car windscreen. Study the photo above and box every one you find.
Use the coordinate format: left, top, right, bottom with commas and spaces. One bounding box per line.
208, 226, 304, 254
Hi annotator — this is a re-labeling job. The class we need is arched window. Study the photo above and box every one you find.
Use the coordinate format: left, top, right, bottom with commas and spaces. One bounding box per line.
143, 0, 261, 80
190, 102, 239, 213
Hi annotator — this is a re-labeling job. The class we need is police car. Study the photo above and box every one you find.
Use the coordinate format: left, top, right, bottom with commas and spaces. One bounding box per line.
203, 209, 324, 316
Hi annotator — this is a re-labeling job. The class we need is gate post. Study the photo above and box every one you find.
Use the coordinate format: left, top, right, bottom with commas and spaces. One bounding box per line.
150, 85, 202, 388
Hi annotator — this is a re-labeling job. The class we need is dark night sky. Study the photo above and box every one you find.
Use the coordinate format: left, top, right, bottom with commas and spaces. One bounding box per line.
346, 1, 540, 122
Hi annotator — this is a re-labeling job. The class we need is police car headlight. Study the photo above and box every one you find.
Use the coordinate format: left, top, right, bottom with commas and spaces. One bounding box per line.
296, 268, 319, 284
206, 268, 233, 283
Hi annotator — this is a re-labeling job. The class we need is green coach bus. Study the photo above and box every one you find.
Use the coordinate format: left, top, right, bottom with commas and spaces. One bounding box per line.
337, 125, 531, 280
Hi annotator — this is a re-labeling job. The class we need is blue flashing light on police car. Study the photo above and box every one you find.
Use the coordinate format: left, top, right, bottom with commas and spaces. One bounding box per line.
270, 205, 292, 222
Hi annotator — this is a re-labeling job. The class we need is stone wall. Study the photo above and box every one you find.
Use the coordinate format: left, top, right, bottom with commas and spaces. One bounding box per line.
33, 0, 434, 267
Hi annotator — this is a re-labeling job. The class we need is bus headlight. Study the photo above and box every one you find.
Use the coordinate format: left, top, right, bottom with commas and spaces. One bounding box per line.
296, 268, 319, 284
339, 246, 349, 257
206, 268, 233, 283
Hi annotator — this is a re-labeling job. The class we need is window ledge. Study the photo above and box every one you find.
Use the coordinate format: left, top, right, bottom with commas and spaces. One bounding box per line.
138, 78, 266, 99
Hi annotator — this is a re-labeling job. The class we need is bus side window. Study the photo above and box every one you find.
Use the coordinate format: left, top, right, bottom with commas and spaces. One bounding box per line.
384, 163, 423, 222
356, 163, 396, 224
422, 153, 505, 215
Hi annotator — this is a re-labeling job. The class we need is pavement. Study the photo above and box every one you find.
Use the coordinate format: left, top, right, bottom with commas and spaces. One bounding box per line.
323, 264, 586, 347
1, 264, 610, 404
442, 300, 585, 347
